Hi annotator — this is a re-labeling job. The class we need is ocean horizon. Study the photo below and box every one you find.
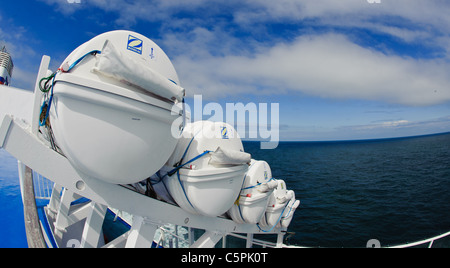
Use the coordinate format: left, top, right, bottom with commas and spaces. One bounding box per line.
243, 131, 450, 144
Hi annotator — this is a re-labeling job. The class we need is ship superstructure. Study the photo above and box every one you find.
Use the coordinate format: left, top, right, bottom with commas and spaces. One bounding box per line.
0, 46, 13, 86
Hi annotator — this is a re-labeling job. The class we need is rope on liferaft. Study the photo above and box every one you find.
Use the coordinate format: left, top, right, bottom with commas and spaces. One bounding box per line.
38, 50, 101, 127
256, 203, 289, 233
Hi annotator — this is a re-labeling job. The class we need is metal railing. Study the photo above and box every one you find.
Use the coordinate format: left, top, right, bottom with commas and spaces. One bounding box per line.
32, 171, 54, 200
225, 233, 279, 248
387, 231, 450, 248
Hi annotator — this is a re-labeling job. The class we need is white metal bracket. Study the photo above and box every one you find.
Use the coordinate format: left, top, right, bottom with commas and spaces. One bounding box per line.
125, 216, 159, 248
190, 231, 224, 248
80, 202, 108, 248
0, 115, 13, 148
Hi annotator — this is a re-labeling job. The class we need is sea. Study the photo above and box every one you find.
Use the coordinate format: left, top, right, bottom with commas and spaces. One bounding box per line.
1, 132, 450, 248
243, 132, 450, 248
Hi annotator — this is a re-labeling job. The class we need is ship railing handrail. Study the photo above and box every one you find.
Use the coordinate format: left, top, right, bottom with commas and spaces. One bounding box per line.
126, 221, 283, 248
157, 225, 190, 248
32, 171, 54, 200
387, 230, 450, 248
226, 232, 278, 248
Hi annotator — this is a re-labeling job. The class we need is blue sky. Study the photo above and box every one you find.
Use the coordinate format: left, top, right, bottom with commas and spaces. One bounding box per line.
1, 0, 450, 141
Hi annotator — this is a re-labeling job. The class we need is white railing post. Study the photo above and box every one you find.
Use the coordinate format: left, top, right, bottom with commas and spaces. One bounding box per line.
125, 216, 159, 248
190, 231, 224, 248
246, 233, 254, 248
54, 188, 76, 241
80, 202, 107, 248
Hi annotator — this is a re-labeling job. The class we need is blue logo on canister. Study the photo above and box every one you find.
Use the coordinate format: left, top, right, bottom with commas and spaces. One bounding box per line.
127, 35, 143, 55
221, 127, 229, 139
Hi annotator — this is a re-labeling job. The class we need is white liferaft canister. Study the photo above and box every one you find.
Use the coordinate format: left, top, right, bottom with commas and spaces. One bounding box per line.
49, 30, 184, 184
259, 180, 293, 228
227, 160, 277, 224
163, 121, 251, 217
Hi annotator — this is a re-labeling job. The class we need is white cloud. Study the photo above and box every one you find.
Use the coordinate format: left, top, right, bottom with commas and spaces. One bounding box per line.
174, 33, 450, 106
34, 0, 450, 107
353, 120, 410, 130
38, 0, 85, 14
239, 0, 450, 28
40, 0, 213, 27
38, 1, 450, 58
39, 0, 450, 39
